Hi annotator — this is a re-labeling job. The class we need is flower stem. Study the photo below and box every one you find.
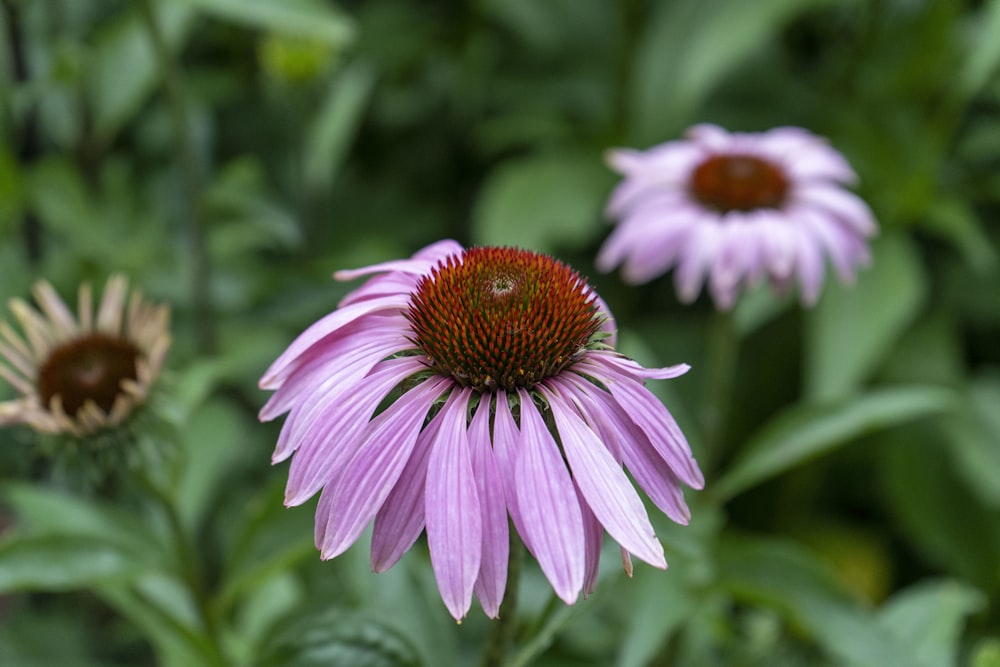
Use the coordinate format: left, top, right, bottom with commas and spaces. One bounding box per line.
138, 0, 216, 354
138, 474, 228, 667
699, 310, 738, 472
480, 530, 524, 667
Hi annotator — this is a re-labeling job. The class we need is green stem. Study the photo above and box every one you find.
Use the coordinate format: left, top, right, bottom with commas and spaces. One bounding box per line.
138, 0, 216, 354
480, 532, 524, 667
699, 310, 738, 473
506, 601, 576, 667
138, 474, 228, 667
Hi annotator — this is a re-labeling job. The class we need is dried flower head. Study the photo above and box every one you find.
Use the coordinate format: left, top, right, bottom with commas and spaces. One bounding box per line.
0, 275, 170, 438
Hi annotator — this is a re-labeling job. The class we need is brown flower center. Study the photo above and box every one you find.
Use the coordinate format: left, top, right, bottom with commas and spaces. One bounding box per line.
407, 247, 600, 391
690, 154, 788, 212
37, 334, 140, 415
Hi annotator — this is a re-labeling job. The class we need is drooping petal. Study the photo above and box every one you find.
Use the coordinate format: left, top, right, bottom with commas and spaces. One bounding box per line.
542, 387, 665, 568
318, 376, 450, 559
259, 296, 410, 390
515, 389, 584, 604
559, 373, 691, 525
282, 357, 425, 505
260, 318, 409, 423
425, 387, 482, 621
369, 401, 447, 573
577, 356, 704, 490
469, 396, 509, 618
492, 390, 530, 552
576, 480, 604, 598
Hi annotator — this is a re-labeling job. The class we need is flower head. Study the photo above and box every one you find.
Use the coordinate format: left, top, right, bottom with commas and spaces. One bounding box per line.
598, 124, 878, 309
0, 275, 170, 437
260, 241, 703, 621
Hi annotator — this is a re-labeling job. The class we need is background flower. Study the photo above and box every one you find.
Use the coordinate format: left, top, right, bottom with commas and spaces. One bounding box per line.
0, 276, 170, 438
598, 124, 878, 309
259, 241, 702, 621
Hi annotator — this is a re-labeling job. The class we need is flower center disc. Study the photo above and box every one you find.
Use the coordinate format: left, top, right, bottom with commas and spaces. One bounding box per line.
37, 334, 141, 415
690, 154, 788, 212
408, 247, 600, 391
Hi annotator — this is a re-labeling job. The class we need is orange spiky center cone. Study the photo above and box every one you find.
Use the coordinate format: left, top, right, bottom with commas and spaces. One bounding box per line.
408, 247, 600, 392
691, 154, 789, 212
37, 333, 140, 415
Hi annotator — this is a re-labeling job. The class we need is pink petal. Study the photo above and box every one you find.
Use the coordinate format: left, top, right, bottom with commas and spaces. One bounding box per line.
576, 481, 604, 598
492, 391, 530, 552
577, 356, 704, 490
370, 400, 450, 573
515, 389, 584, 604
425, 387, 482, 621
559, 373, 691, 525
259, 319, 408, 423
260, 296, 409, 390
318, 376, 450, 559
542, 388, 665, 568
469, 397, 509, 618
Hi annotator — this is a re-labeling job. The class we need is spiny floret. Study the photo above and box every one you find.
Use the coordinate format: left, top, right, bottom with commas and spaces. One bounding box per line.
407, 247, 600, 391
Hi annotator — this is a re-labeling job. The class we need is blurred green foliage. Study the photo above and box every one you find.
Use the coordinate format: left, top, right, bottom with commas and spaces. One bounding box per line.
1, 0, 1000, 665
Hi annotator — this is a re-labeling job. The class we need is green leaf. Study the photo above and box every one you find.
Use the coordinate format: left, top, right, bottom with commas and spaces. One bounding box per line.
304, 61, 377, 193
806, 233, 928, 400
878, 579, 985, 667
0, 535, 143, 592
172, 0, 355, 45
713, 386, 958, 501
1, 483, 166, 563
256, 608, 421, 667
717, 535, 923, 667
471, 151, 614, 254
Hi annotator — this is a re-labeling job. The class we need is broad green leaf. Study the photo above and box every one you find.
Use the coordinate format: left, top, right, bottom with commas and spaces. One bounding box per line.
172, 0, 355, 45
879, 579, 985, 667
304, 61, 377, 193
256, 608, 421, 667
1, 483, 165, 563
471, 151, 614, 254
717, 535, 922, 667
713, 386, 958, 501
89, 2, 194, 142
0, 535, 143, 592
806, 233, 927, 400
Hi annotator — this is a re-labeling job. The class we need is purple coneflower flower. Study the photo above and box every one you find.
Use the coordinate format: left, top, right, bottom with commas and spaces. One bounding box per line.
598, 124, 878, 309
0, 275, 170, 437
259, 241, 703, 621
